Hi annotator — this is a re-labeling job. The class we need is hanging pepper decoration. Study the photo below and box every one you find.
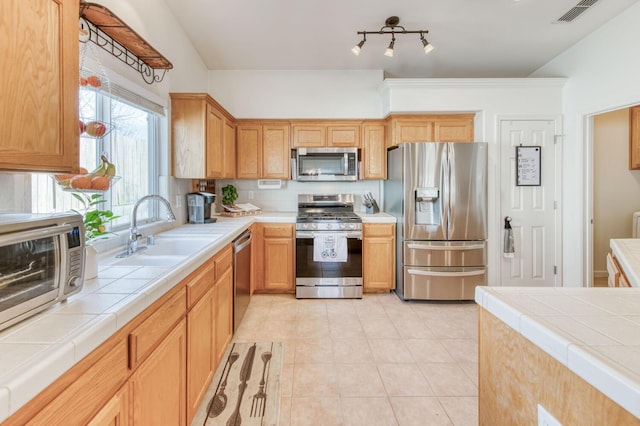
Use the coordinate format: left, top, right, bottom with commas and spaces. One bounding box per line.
503, 216, 515, 258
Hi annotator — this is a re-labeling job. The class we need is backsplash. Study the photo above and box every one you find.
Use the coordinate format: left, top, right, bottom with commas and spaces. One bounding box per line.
213, 179, 384, 213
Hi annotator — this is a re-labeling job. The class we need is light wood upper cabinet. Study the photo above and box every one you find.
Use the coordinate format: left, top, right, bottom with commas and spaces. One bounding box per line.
236, 125, 262, 179
291, 121, 362, 148
263, 125, 291, 178
390, 117, 433, 147
388, 114, 475, 147
291, 123, 325, 148
0, 0, 79, 173
629, 106, 640, 170
362, 121, 387, 179
170, 93, 234, 179
236, 122, 290, 179
363, 223, 396, 292
434, 117, 475, 142
327, 124, 361, 147
223, 119, 236, 178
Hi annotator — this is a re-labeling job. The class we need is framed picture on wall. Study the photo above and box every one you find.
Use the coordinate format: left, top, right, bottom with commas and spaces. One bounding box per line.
516, 146, 541, 186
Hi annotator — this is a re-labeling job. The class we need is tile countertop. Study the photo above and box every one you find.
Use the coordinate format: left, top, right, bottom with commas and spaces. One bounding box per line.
610, 239, 640, 287
475, 286, 640, 419
0, 211, 396, 422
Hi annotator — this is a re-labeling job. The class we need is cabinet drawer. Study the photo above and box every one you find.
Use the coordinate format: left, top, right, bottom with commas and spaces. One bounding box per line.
129, 287, 186, 368
364, 223, 395, 237
186, 257, 216, 308
263, 224, 293, 238
215, 244, 233, 277
404, 241, 486, 267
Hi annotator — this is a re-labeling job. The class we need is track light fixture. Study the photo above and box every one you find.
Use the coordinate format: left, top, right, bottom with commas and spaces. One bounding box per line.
352, 16, 434, 57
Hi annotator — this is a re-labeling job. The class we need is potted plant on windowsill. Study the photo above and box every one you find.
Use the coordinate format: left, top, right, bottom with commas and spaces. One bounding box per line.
71, 192, 120, 279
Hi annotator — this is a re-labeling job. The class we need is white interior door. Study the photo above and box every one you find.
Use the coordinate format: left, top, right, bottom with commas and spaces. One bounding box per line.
500, 119, 561, 287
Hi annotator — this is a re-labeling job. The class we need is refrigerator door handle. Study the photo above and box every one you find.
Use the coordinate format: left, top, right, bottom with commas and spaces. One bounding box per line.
407, 269, 485, 277
406, 243, 485, 250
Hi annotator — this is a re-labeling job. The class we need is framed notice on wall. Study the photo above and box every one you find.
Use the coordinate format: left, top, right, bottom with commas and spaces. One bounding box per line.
516, 146, 541, 186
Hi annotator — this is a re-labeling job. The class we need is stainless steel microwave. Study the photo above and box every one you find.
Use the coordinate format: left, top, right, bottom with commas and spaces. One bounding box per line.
295, 147, 358, 181
0, 212, 85, 331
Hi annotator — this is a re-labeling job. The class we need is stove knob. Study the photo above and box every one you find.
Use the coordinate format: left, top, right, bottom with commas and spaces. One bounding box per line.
326, 223, 332, 230
339, 223, 346, 229
349, 223, 355, 229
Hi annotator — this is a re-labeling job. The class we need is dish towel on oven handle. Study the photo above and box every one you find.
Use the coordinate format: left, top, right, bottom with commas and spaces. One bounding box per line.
313, 233, 348, 262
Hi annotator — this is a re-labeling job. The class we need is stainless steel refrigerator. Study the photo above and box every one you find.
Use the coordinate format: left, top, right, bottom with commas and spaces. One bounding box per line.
384, 142, 487, 300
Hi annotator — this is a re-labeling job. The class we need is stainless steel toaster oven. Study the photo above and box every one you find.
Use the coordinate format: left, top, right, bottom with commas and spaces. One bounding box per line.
0, 213, 85, 331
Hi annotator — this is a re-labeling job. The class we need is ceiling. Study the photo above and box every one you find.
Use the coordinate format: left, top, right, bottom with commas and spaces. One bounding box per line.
164, 0, 638, 78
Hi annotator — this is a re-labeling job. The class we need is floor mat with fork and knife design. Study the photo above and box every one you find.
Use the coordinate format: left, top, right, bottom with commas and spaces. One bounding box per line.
193, 342, 282, 426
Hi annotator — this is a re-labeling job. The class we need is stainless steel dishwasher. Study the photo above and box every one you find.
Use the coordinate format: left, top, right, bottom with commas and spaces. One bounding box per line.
233, 228, 252, 331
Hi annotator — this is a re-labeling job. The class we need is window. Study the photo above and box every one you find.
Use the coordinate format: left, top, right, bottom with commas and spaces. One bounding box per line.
31, 86, 162, 233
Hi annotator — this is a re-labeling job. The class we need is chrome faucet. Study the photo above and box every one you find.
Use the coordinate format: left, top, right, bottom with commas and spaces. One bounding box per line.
118, 195, 176, 257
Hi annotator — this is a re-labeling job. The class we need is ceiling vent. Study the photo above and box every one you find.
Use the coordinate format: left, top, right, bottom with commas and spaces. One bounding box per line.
555, 0, 600, 23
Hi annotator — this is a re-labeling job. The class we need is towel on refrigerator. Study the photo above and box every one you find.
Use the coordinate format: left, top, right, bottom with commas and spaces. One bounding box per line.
313, 234, 348, 262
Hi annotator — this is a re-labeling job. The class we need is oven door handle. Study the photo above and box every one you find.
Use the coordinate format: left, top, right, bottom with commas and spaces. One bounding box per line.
0, 224, 75, 247
407, 268, 485, 277
407, 243, 485, 251
296, 231, 362, 240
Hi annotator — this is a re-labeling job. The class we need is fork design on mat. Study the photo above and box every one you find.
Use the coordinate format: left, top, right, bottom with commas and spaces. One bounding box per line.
250, 351, 272, 417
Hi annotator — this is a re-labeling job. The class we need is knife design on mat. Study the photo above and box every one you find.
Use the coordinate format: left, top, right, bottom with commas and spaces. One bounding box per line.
226, 343, 257, 426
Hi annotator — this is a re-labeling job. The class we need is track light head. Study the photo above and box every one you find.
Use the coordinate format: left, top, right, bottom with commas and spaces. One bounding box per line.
384, 36, 395, 57
351, 37, 366, 56
420, 34, 434, 54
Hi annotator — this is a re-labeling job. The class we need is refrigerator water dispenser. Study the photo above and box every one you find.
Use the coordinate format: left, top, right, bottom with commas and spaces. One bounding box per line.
415, 187, 440, 225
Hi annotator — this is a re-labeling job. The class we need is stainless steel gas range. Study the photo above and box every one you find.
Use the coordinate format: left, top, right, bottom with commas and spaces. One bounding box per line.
295, 194, 363, 299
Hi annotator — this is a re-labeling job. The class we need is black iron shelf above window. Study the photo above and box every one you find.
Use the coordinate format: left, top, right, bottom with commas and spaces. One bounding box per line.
79, 2, 173, 85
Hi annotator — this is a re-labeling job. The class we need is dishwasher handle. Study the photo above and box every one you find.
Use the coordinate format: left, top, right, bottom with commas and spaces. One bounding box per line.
233, 230, 252, 252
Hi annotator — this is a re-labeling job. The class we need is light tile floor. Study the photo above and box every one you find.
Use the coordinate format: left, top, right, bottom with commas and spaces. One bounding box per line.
233, 293, 479, 425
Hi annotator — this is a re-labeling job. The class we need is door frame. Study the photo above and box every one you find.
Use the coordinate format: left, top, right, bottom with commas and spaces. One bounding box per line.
583, 102, 639, 287
496, 115, 563, 287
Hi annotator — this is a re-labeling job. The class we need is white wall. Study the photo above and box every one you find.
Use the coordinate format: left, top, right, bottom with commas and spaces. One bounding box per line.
208, 70, 384, 118
532, 1, 640, 286
593, 109, 640, 277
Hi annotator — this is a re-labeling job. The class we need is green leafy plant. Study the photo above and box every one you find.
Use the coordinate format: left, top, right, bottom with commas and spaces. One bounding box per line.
71, 193, 120, 243
222, 184, 238, 205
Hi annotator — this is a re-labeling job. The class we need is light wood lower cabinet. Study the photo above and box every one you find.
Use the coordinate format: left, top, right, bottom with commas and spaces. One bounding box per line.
87, 384, 130, 426
6, 244, 237, 426
479, 308, 637, 425
187, 285, 216, 421
215, 267, 234, 363
186, 246, 232, 421
129, 319, 187, 426
253, 223, 295, 292
363, 223, 396, 292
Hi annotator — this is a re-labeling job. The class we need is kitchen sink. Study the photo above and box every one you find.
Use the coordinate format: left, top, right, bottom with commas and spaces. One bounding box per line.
112, 254, 187, 267
144, 237, 212, 256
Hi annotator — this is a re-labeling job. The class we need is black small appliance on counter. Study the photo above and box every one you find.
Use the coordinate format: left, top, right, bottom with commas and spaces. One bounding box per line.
187, 192, 216, 224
